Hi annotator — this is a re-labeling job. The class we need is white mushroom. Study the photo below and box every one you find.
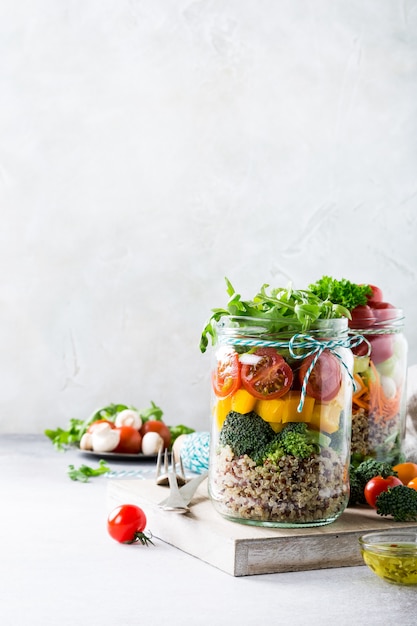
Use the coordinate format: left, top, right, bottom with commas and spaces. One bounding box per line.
91, 422, 120, 452
79, 432, 93, 450
141, 431, 164, 456
115, 409, 142, 430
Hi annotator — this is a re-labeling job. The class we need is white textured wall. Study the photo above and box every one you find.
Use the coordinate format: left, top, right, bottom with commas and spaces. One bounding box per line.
1, 0, 416, 433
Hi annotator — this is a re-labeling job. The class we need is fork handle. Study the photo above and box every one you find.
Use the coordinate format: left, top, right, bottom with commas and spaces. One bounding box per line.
176, 471, 208, 505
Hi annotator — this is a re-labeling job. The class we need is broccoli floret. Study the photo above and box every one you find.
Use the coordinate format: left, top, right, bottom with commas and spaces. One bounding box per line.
348, 459, 398, 506
376, 485, 417, 522
219, 410, 275, 461
261, 422, 330, 463
348, 471, 363, 507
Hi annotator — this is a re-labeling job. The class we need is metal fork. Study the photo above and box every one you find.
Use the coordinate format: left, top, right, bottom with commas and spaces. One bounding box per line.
155, 447, 187, 487
158, 471, 208, 513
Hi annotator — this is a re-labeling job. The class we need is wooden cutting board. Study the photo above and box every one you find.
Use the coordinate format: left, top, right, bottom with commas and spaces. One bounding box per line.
106, 478, 417, 577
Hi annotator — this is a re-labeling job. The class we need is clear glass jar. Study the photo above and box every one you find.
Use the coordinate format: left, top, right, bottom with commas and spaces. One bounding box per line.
208, 316, 356, 528
349, 308, 407, 465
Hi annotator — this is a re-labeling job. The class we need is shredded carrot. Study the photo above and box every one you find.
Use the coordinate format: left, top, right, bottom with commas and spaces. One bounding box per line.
352, 374, 368, 400
352, 361, 400, 423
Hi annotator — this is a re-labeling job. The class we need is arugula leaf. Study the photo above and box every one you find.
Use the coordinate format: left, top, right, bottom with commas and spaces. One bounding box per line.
67, 460, 110, 482
308, 276, 372, 311
45, 419, 88, 451
200, 278, 351, 353
168, 424, 195, 445
138, 401, 164, 422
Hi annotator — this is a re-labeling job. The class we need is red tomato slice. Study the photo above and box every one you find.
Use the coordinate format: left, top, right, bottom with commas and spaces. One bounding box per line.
241, 347, 293, 400
298, 350, 342, 402
113, 426, 142, 454
212, 347, 241, 397
140, 420, 171, 449
364, 475, 402, 508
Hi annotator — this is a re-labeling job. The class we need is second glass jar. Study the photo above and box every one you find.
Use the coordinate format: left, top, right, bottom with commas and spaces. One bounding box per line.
349, 307, 407, 465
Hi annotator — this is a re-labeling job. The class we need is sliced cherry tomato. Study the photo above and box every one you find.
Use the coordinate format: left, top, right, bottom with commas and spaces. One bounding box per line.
298, 350, 341, 402
113, 426, 142, 454
87, 419, 116, 433
393, 462, 417, 485
241, 347, 293, 400
212, 347, 241, 397
140, 420, 171, 449
364, 475, 402, 508
349, 305, 376, 329
107, 504, 153, 545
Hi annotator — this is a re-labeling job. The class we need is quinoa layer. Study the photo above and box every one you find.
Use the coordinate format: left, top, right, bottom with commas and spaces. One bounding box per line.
211, 445, 348, 524
351, 408, 401, 460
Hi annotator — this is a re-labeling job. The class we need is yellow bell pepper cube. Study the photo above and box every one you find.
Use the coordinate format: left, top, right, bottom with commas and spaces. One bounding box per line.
213, 395, 232, 430
309, 400, 341, 434
255, 398, 286, 422
281, 391, 315, 423
269, 421, 285, 433
231, 388, 257, 414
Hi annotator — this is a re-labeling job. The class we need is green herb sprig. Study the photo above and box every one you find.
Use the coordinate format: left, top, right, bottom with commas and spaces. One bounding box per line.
67, 460, 110, 482
308, 276, 372, 311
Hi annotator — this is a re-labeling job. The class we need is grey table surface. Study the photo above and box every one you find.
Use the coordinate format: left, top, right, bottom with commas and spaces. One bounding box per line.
0, 434, 416, 626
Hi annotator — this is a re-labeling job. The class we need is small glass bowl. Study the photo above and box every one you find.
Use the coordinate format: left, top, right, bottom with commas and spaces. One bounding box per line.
359, 531, 417, 585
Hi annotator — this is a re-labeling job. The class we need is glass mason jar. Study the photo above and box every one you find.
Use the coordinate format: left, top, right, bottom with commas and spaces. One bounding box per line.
349, 308, 407, 465
208, 316, 357, 528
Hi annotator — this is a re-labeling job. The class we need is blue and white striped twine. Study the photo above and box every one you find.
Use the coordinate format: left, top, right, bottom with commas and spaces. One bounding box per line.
222, 332, 367, 412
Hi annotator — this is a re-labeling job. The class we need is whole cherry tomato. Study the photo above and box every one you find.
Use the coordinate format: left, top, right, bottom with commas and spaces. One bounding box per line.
349, 305, 376, 329
364, 475, 402, 508
140, 420, 171, 449
365, 284, 384, 304
107, 504, 153, 545
393, 462, 417, 485
113, 426, 142, 454
370, 301, 396, 323
407, 478, 417, 491
365, 334, 394, 365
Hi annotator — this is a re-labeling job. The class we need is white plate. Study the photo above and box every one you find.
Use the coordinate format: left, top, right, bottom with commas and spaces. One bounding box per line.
78, 449, 161, 462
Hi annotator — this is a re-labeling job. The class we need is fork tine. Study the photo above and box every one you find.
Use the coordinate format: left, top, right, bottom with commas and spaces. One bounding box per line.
155, 447, 187, 487
171, 449, 187, 486
179, 454, 185, 479
155, 446, 163, 479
